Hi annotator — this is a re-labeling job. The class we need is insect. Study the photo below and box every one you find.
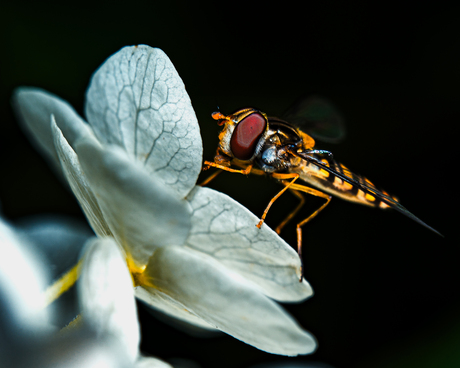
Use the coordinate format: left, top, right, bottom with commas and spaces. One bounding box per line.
202, 97, 441, 279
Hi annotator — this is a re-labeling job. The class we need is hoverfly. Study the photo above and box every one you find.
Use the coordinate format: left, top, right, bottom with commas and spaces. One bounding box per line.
202, 97, 441, 279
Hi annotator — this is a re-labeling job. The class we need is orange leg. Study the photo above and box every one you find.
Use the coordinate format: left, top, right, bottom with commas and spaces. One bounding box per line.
274, 189, 305, 234
287, 183, 332, 281
200, 160, 268, 187
231, 161, 266, 176
256, 173, 300, 229
199, 169, 223, 186
203, 160, 253, 175
200, 161, 252, 188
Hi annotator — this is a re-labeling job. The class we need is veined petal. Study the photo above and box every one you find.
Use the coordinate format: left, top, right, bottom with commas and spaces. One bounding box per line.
134, 286, 218, 332
85, 45, 202, 198
12, 87, 94, 168
78, 237, 140, 363
74, 135, 192, 267
185, 186, 313, 302
141, 246, 316, 356
51, 117, 112, 237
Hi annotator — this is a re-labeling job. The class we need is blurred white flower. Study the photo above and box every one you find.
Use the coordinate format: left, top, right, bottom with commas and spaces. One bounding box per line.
0, 218, 51, 342
16, 214, 93, 326
249, 362, 336, 368
0, 217, 132, 368
13, 45, 316, 355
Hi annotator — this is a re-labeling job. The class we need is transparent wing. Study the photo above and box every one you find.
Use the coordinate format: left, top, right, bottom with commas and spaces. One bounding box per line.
293, 150, 442, 236
279, 96, 345, 143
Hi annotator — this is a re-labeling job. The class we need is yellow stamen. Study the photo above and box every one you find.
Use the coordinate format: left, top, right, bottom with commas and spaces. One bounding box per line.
59, 314, 82, 335
131, 269, 155, 288
43, 259, 82, 308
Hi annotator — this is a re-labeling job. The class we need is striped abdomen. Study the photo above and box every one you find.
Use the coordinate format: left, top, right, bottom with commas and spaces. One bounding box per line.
290, 155, 396, 209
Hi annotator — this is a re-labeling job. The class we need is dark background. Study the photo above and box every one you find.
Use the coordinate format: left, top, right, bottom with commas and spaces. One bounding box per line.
0, 2, 458, 368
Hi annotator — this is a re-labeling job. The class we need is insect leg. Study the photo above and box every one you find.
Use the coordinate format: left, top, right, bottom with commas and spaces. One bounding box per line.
288, 183, 332, 281
200, 160, 267, 186
199, 169, 223, 186
288, 183, 332, 225
256, 173, 300, 229
232, 161, 266, 175
203, 160, 253, 175
274, 189, 305, 234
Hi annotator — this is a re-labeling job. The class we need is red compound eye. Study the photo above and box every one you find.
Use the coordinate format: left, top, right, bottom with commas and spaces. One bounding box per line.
230, 113, 267, 160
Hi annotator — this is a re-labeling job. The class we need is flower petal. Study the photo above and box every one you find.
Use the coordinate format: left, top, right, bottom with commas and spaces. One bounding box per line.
184, 186, 313, 302
249, 362, 336, 368
85, 45, 202, 198
15, 214, 93, 279
12, 87, 94, 170
135, 355, 174, 368
15, 214, 93, 327
51, 117, 112, 237
74, 135, 192, 267
78, 237, 140, 362
141, 246, 316, 356
13, 330, 132, 368
0, 218, 50, 332
135, 286, 218, 332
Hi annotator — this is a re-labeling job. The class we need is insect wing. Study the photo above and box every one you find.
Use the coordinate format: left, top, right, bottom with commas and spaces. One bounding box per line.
281, 96, 346, 143
293, 150, 442, 236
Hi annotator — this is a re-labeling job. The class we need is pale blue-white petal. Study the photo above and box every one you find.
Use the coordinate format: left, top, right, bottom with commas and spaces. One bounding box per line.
141, 246, 316, 356
51, 117, 112, 238
135, 286, 218, 332
79, 237, 140, 363
85, 45, 202, 198
12, 87, 94, 169
0, 219, 52, 362
0, 219, 50, 332
15, 214, 93, 278
184, 186, 313, 302
74, 135, 192, 267
15, 214, 93, 327
135, 355, 174, 368
11, 330, 132, 368
249, 362, 336, 368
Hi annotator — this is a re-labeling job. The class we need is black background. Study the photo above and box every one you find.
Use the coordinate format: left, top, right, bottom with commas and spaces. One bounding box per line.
0, 2, 459, 368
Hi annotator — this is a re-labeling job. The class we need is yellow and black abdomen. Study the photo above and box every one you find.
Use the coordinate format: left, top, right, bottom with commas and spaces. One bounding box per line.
291, 156, 396, 209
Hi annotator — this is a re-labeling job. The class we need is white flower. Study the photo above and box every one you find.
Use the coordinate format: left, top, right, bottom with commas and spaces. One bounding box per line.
0, 217, 132, 368
79, 236, 174, 368
13, 45, 316, 355
16, 214, 93, 326
0, 218, 50, 335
